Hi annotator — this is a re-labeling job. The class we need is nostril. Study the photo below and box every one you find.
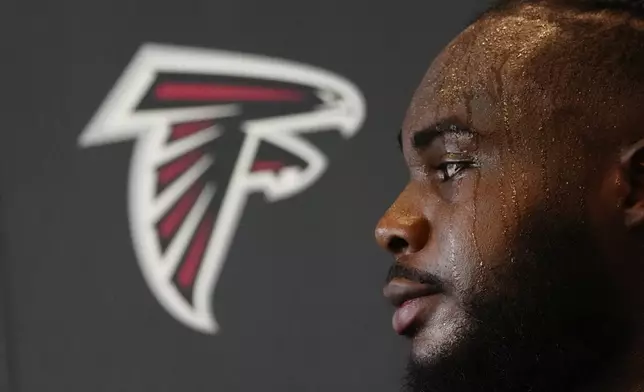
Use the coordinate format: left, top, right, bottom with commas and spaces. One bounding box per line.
387, 236, 409, 254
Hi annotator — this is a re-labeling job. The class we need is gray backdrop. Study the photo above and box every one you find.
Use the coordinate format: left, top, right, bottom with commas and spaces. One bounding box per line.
3, 1, 485, 391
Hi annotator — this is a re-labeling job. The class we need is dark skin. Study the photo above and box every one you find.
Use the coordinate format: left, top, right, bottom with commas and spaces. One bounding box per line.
376, 3, 644, 392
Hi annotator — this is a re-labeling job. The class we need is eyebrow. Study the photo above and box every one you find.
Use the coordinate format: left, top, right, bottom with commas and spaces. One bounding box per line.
398, 120, 474, 152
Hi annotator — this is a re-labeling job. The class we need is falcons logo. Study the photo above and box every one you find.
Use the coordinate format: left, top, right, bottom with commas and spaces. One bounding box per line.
78, 43, 366, 333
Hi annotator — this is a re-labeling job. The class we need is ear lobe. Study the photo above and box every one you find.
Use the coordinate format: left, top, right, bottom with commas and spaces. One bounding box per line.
623, 142, 644, 229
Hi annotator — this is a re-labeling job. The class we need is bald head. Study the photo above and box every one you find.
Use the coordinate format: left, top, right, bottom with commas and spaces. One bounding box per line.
410, 1, 644, 145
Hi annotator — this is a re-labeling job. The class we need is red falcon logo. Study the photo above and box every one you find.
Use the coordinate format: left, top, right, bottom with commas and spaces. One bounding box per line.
78, 43, 366, 333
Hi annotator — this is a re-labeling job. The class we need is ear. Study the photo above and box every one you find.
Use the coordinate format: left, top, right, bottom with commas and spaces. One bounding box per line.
623, 139, 644, 229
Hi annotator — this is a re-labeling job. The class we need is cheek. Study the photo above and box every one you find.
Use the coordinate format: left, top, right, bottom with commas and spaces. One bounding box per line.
435, 154, 552, 294
430, 171, 496, 294
421, 142, 584, 295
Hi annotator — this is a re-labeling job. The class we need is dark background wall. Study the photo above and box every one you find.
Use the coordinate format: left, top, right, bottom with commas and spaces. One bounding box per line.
2, 1, 485, 391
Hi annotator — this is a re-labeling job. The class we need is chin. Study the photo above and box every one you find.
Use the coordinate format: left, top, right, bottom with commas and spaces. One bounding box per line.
409, 303, 473, 363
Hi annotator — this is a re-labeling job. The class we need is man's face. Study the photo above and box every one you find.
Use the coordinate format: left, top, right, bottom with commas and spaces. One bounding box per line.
376, 6, 642, 392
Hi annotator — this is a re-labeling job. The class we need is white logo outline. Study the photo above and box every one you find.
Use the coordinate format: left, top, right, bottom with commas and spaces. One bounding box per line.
78, 43, 366, 333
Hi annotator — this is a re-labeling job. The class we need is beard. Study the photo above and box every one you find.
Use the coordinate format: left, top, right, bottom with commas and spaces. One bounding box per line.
402, 214, 637, 392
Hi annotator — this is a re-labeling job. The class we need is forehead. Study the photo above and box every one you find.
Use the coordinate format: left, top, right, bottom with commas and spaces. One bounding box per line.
403, 5, 562, 134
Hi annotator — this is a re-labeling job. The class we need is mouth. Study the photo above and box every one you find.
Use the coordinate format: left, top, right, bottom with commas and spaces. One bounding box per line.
383, 279, 443, 336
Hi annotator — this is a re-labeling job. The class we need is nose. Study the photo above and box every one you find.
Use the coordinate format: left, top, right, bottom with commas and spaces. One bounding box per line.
375, 191, 430, 257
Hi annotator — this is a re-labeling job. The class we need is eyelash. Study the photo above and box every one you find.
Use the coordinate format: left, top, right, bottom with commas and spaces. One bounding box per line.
435, 161, 477, 182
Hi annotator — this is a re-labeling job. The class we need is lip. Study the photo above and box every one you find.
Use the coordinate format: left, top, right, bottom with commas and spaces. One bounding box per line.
384, 279, 443, 335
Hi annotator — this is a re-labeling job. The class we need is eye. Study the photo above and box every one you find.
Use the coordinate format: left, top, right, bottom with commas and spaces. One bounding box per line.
436, 161, 475, 182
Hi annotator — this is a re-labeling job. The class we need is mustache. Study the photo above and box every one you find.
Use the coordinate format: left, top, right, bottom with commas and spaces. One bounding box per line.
386, 263, 444, 287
